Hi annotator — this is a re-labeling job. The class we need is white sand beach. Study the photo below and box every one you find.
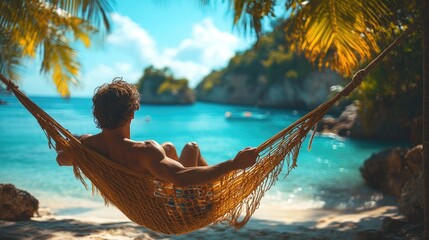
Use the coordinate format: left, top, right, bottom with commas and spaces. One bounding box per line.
0, 196, 402, 240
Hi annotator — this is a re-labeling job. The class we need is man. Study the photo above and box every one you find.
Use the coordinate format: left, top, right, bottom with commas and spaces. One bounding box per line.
57, 79, 258, 187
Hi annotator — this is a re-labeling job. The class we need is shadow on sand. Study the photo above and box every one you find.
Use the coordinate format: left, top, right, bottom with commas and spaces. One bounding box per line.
0, 206, 401, 240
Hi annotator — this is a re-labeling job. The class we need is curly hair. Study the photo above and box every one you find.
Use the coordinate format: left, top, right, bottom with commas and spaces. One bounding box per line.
92, 78, 140, 129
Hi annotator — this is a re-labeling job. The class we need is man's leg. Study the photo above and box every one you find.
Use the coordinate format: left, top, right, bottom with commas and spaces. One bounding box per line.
179, 142, 208, 167
162, 142, 179, 161
197, 148, 209, 166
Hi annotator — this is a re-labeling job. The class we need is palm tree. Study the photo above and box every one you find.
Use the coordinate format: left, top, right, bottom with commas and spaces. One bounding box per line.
0, 0, 114, 97
225, 0, 427, 237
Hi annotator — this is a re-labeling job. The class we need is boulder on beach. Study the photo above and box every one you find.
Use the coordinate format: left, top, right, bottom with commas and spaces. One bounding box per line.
397, 145, 424, 222
0, 183, 39, 221
360, 145, 424, 221
359, 147, 406, 197
356, 217, 424, 240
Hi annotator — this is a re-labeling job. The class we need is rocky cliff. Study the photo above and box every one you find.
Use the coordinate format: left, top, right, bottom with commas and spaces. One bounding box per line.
137, 66, 195, 105
196, 68, 346, 110
139, 81, 194, 105
194, 19, 348, 110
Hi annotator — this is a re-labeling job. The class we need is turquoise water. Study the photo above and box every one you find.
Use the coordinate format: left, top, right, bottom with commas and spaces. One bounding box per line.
0, 96, 405, 212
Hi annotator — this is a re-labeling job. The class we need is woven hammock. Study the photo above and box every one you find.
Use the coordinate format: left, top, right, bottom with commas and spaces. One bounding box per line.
0, 23, 414, 235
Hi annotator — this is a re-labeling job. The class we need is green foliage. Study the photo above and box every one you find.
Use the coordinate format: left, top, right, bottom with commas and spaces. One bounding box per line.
225, 0, 422, 141
137, 66, 190, 95
198, 19, 313, 92
285, 0, 396, 76
0, 0, 113, 97
346, 0, 423, 141
158, 79, 189, 95
353, 25, 422, 140
200, 70, 223, 92
220, 0, 421, 81
229, 0, 277, 38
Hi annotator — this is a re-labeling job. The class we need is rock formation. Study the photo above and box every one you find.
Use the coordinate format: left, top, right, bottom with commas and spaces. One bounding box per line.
358, 145, 424, 238
359, 148, 407, 198
140, 82, 194, 105
196, 70, 346, 111
0, 183, 39, 221
360, 145, 424, 221
137, 66, 195, 105
317, 104, 359, 137
356, 217, 424, 240
317, 102, 412, 140
397, 145, 424, 222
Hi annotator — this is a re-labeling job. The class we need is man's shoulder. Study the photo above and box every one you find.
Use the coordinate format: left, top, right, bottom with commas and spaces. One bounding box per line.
128, 140, 164, 156
78, 134, 92, 141
128, 139, 160, 148
78, 134, 98, 146
125, 140, 165, 168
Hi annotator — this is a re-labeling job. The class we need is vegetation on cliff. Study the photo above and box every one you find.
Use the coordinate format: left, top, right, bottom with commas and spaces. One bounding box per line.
196, 2, 422, 141
197, 20, 312, 94
136, 66, 195, 105
195, 20, 346, 109
350, 1, 422, 142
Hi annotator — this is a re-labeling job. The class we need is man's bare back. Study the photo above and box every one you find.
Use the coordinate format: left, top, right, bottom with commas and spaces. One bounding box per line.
56, 79, 258, 187
78, 133, 161, 174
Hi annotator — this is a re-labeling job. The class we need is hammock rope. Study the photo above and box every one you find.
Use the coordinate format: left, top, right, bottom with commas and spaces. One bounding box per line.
0, 21, 417, 235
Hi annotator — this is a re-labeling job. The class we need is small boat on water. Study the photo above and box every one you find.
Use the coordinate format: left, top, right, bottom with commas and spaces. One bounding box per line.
224, 111, 270, 121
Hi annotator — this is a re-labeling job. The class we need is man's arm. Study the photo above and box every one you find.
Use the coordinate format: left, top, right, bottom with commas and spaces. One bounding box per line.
141, 144, 258, 187
56, 150, 73, 166
56, 134, 88, 166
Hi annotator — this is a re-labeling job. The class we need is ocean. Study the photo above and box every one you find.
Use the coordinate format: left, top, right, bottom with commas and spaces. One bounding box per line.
0, 95, 405, 215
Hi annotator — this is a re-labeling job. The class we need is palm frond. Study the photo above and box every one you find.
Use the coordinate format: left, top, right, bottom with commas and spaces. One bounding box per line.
227, 0, 277, 37
41, 38, 80, 98
227, 0, 398, 76
49, 0, 114, 34
0, 0, 108, 96
0, 30, 23, 80
285, 0, 396, 76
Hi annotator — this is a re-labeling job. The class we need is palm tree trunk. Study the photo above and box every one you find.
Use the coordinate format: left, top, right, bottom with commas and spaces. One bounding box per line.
423, 0, 429, 238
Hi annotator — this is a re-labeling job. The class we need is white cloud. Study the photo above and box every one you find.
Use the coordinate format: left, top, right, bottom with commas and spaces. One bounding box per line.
190, 18, 241, 66
105, 14, 247, 87
161, 18, 241, 67
20, 13, 253, 97
107, 14, 158, 61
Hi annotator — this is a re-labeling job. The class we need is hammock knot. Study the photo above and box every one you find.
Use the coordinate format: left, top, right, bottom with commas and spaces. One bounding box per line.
342, 69, 367, 96
352, 69, 366, 88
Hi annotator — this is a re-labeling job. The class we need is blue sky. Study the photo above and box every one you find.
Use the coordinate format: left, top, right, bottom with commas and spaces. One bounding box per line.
20, 0, 281, 97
